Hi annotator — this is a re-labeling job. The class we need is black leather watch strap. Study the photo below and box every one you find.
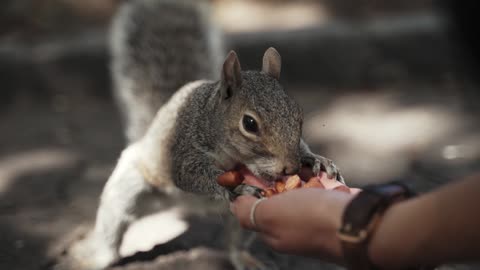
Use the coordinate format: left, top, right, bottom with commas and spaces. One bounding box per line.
338, 181, 416, 270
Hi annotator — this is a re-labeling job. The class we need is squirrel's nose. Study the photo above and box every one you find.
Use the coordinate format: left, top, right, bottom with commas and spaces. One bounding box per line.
282, 164, 300, 175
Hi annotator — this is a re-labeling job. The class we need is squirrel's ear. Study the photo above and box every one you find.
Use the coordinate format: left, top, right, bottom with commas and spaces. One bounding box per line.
262, 47, 281, 80
221, 50, 242, 99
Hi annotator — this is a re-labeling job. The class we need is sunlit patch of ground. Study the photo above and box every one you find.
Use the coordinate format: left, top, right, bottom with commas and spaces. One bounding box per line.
120, 208, 188, 257
0, 148, 81, 194
213, 0, 328, 33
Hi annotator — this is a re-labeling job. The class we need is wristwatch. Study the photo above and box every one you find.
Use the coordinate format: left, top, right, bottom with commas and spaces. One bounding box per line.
337, 181, 417, 270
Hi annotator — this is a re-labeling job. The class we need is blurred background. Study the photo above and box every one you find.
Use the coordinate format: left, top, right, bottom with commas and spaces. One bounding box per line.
1, 0, 479, 269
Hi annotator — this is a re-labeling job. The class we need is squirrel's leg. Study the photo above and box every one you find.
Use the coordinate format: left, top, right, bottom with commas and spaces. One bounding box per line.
299, 139, 345, 183
68, 145, 156, 269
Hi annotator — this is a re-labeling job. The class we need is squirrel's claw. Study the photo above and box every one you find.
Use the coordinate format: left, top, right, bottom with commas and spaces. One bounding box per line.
336, 172, 345, 183
303, 154, 345, 184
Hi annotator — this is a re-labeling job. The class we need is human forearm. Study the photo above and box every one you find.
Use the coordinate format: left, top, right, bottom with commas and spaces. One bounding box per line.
369, 175, 480, 268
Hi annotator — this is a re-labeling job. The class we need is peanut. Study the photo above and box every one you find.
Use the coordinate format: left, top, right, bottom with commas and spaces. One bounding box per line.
284, 175, 302, 190
262, 188, 277, 198
275, 181, 286, 193
303, 177, 325, 189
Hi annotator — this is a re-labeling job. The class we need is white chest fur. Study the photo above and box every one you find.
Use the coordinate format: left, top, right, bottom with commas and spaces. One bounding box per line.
134, 80, 208, 188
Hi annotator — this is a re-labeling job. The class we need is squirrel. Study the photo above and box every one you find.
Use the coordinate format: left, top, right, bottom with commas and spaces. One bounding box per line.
65, 0, 344, 269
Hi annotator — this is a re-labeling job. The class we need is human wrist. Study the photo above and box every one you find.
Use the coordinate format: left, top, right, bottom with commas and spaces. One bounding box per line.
338, 182, 416, 270
325, 192, 356, 260
329, 191, 356, 232
367, 194, 436, 269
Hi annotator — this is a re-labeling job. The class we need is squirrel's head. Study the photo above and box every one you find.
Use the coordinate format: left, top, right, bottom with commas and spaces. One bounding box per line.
216, 48, 303, 181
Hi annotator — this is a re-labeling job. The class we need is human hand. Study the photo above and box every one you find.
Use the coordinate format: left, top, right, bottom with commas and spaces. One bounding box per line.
230, 172, 357, 262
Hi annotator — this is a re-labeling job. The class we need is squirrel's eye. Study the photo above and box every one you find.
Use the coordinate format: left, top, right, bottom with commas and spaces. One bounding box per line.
242, 115, 259, 134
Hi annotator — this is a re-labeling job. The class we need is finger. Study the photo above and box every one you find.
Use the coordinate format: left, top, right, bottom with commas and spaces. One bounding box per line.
230, 195, 263, 230
319, 173, 346, 190
350, 187, 362, 195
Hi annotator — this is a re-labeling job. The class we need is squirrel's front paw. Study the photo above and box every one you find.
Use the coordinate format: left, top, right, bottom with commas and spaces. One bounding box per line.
301, 154, 344, 183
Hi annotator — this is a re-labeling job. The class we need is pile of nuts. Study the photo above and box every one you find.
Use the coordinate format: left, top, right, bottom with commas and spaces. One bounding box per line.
217, 169, 358, 198
260, 174, 351, 197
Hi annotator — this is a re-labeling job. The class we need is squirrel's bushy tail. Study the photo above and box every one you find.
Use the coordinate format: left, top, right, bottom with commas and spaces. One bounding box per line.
110, 0, 224, 143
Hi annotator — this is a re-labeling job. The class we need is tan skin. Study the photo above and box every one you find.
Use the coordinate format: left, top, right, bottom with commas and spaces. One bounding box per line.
230, 172, 480, 269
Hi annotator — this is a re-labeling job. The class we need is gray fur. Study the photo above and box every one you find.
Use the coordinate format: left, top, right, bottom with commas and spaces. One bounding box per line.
111, 0, 223, 142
